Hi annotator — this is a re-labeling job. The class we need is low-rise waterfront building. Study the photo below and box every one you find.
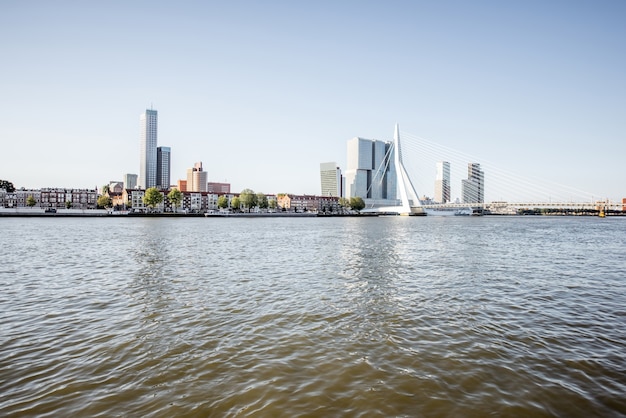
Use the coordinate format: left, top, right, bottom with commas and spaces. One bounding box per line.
277, 194, 340, 213
123, 188, 222, 213
0, 188, 97, 209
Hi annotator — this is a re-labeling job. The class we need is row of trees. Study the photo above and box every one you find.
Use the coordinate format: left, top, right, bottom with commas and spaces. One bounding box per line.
3, 179, 368, 213
0, 180, 15, 193
135, 187, 366, 213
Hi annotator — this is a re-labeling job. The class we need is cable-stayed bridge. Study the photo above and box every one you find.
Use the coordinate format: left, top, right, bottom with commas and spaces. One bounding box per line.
361, 125, 621, 216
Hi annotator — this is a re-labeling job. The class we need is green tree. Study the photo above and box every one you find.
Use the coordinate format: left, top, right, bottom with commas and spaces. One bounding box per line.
257, 193, 268, 210
65, 201, 72, 209
0, 180, 15, 192
239, 188, 257, 212
268, 199, 277, 211
349, 196, 365, 212
97, 194, 112, 209
26, 195, 37, 207
167, 188, 183, 213
231, 196, 241, 212
338, 197, 349, 213
143, 187, 164, 211
217, 195, 229, 210
102, 184, 110, 196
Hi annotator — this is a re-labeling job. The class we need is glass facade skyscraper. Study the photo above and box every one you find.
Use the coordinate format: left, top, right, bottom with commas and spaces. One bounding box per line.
157, 146, 171, 189
320, 162, 342, 197
344, 137, 396, 201
139, 109, 158, 189
434, 161, 450, 203
462, 163, 484, 204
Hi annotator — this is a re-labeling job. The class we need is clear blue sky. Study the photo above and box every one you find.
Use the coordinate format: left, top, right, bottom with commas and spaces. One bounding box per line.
1, 0, 624, 201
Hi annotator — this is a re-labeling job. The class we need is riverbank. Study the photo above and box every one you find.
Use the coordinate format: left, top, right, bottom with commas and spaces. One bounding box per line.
0, 209, 368, 217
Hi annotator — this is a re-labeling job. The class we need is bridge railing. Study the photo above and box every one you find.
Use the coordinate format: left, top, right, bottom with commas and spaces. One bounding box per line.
418, 201, 624, 210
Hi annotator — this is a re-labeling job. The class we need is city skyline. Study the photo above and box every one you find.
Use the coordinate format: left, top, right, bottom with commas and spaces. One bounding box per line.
1, 2, 625, 200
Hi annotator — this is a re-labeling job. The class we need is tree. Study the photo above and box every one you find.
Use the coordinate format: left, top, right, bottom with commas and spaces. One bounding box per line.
338, 197, 349, 213
102, 184, 110, 196
26, 195, 37, 207
257, 193, 268, 210
0, 180, 15, 192
268, 199, 277, 211
239, 188, 257, 212
143, 187, 163, 211
217, 195, 229, 210
97, 194, 112, 209
230, 196, 241, 212
167, 188, 183, 213
349, 196, 365, 212
65, 201, 72, 209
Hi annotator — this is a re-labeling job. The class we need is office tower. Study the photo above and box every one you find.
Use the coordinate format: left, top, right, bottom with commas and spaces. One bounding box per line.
344, 137, 396, 200
139, 109, 158, 189
320, 162, 342, 197
462, 163, 484, 203
186, 162, 208, 192
124, 173, 138, 190
157, 146, 171, 189
434, 161, 451, 203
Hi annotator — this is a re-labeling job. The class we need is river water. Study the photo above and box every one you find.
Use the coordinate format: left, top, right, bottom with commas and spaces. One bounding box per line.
1, 216, 625, 417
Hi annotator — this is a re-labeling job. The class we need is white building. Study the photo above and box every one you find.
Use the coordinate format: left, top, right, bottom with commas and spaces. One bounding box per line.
139, 109, 158, 189
186, 162, 208, 192
434, 161, 451, 203
344, 137, 396, 203
320, 162, 342, 197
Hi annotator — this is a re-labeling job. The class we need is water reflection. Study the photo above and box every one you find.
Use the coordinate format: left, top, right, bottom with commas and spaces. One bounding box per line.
1, 217, 625, 416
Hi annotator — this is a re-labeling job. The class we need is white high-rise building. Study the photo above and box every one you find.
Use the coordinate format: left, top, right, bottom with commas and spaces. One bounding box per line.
462, 163, 484, 204
344, 137, 396, 202
320, 162, 342, 197
434, 161, 451, 203
139, 109, 158, 189
157, 146, 171, 189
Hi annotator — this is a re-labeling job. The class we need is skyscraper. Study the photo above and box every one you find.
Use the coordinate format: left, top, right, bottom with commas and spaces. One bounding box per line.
434, 161, 451, 203
139, 109, 158, 189
344, 137, 396, 201
462, 163, 484, 204
157, 146, 171, 189
123, 173, 138, 190
186, 162, 208, 192
320, 162, 342, 197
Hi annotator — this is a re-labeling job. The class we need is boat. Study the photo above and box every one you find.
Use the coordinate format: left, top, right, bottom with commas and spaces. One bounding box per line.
424, 207, 473, 216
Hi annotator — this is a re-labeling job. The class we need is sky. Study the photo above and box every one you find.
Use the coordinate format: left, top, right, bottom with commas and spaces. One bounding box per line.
1, 0, 625, 201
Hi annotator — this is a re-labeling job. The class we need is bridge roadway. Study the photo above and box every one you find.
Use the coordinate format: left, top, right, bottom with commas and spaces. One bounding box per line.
417, 201, 623, 210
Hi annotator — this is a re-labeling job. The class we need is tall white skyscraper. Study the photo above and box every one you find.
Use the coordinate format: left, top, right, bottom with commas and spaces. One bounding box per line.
344, 137, 396, 201
462, 163, 484, 203
320, 162, 342, 197
157, 146, 171, 189
139, 109, 158, 189
434, 161, 451, 203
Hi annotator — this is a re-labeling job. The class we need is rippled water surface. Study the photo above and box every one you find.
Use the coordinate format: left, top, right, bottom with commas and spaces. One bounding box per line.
1, 216, 626, 417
